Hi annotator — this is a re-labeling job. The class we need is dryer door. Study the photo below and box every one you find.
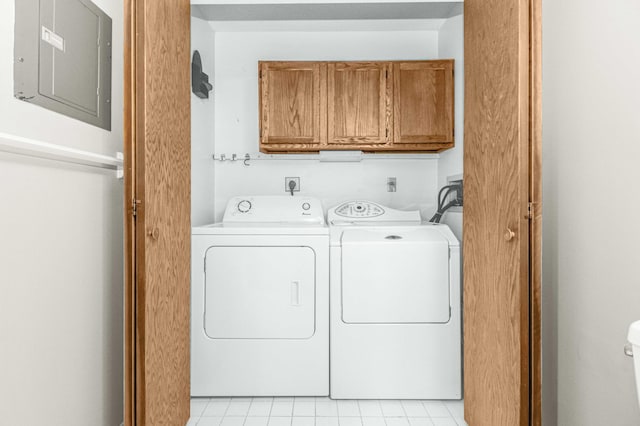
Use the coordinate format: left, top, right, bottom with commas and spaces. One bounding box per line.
341, 228, 450, 324
204, 245, 316, 339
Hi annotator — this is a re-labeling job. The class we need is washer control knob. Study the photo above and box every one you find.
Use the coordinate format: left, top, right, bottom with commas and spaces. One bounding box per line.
237, 200, 252, 213
302, 202, 311, 211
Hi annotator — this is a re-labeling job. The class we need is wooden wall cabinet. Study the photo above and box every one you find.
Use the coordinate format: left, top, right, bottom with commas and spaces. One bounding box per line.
259, 60, 453, 153
393, 60, 454, 149
327, 62, 392, 147
259, 61, 326, 149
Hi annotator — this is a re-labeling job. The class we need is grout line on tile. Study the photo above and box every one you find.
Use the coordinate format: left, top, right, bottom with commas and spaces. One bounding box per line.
399, 400, 409, 419
222, 398, 232, 418
267, 398, 274, 419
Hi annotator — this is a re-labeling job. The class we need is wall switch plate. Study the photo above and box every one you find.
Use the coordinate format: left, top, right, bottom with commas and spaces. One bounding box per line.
285, 177, 300, 193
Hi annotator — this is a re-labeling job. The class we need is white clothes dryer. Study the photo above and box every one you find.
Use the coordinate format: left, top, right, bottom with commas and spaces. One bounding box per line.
191, 196, 329, 396
328, 200, 461, 399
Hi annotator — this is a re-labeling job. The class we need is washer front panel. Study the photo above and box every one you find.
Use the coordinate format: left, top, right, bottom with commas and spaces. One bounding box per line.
341, 228, 450, 324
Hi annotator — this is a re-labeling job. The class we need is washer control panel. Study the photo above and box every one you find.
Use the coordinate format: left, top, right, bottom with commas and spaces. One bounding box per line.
328, 200, 422, 224
334, 201, 385, 218
223, 196, 325, 225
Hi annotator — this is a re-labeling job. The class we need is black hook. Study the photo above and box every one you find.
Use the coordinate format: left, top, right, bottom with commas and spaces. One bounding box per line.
192, 51, 212, 99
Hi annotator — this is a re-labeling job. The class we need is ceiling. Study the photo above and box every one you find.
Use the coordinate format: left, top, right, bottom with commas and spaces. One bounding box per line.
192, 2, 463, 21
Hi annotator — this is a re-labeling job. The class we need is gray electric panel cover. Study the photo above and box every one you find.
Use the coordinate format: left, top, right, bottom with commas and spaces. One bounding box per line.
14, 0, 112, 130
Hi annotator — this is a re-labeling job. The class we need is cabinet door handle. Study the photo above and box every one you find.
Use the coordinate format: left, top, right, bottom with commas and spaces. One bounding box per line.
504, 228, 515, 241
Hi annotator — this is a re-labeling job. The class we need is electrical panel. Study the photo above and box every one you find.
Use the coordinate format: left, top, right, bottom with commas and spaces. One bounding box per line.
13, 0, 112, 130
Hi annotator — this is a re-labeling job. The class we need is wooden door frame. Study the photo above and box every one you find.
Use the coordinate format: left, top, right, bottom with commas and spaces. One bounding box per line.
123, 0, 135, 423
529, 0, 542, 424
123, 2, 542, 425
124, 1, 191, 425
462, 0, 541, 424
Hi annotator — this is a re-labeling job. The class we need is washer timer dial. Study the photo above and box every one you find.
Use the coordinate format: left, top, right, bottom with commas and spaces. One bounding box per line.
237, 200, 252, 213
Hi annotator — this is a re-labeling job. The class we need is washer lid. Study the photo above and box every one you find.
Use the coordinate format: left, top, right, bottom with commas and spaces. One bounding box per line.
341, 227, 449, 245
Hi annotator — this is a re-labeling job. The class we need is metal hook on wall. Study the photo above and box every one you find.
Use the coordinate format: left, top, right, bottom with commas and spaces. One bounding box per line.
212, 153, 251, 165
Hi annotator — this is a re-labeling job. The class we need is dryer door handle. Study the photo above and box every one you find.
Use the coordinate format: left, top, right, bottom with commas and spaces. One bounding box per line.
290, 281, 301, 306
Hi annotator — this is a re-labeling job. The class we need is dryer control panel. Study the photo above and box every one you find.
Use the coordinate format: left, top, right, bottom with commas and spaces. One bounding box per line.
223, 196, 325, 225
328, 201, 422, 224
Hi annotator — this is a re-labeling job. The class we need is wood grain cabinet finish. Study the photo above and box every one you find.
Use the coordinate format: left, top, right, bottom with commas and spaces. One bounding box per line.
259, 60, 453, 153
327, 62, 392, 146
393, 60, 454, 148
259, 61, 326, 149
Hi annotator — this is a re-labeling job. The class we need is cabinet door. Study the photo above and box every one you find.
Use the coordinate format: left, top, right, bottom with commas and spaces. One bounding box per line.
327, 62, 391, 146
259, 62, 326, 150
393, 60, 454, 146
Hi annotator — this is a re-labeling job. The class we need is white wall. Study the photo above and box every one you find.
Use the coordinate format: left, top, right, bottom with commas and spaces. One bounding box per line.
0, 1, 123, 425
542, 1, 640, 425
436, 14, 463, 190
436, 15, 463, 242
212, 29, 442, 220
191, 17, 216, 225
213, 157, 439, 217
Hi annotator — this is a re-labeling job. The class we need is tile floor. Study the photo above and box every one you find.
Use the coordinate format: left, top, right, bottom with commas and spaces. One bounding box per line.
187, 397, 467, 426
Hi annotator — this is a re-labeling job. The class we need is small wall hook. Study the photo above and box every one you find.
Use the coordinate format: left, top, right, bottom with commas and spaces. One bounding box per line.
191, 51, 213, 99
244, 153, 250, 166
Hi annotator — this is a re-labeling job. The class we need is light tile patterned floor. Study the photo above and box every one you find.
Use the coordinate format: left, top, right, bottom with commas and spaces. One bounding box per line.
187, 398, 467, 426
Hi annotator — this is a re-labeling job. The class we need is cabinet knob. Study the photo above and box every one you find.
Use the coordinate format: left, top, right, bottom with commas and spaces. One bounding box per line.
148, 227, 160, 240
504, 228, 515, 241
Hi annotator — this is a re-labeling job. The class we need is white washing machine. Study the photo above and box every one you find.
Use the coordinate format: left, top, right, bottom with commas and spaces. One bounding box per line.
328, 200, 461, 399
191, 196, 329, 396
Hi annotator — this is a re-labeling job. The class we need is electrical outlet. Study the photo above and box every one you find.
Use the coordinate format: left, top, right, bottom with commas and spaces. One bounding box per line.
285, 177, 300, 193
387, 177, 397, 192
